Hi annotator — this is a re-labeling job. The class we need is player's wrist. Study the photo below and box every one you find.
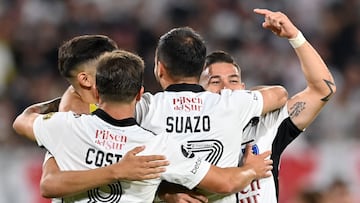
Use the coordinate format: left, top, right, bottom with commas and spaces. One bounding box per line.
288, 31, 306, 48
107, 163, 125, 181
241, 164, 257, 180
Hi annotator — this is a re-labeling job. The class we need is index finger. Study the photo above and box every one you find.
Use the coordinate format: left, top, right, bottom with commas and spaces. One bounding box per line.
253, 8, 272, 16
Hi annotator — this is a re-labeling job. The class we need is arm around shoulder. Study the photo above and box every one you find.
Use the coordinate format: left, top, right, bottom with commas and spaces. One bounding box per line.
13, 97, 62, 141
259, 85, 288, 115
197, 146, 272, 194
13, 105, 41, 141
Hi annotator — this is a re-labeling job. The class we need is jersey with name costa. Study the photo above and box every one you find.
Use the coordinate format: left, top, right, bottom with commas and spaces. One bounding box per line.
135, 84, 263, 202
237, 105, 302, 203
33, 109, 210, 203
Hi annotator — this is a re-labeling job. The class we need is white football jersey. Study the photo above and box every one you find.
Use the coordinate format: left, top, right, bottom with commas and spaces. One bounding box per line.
135, 84, 263, 202
33, 109, 211, 203
237, 105, 302, 203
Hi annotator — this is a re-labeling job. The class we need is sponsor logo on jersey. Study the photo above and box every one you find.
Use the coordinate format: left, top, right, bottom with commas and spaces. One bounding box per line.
42, 112, 55, 120
245, 91, 259, 101
72, 113, 82, 118
181, 139, 224, 165
190, 157, 203, 174
172, 96, 203, 112
94, 129, 127, 150
241, 143, 259, 155
238, 180, 261, 202
252, 93, 258, 101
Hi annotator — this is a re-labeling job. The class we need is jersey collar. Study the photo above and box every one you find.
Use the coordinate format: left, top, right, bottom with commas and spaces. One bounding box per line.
165, 83, 205, 92
92, 109, 138, 127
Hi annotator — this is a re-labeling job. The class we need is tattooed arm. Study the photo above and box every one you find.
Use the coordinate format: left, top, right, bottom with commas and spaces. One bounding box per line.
254, 8, 336, 130
285, 29, 336, 130
286, 41, 335, 130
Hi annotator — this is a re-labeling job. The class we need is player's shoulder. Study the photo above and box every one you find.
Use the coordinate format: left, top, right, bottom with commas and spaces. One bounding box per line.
218, 89, 262, 103
34, 111, 81, 130
220, 89, 258, 96
41, 111, 87, 121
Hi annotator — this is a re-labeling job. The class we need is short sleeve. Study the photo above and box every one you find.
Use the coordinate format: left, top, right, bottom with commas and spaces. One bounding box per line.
135, 92, 153, 123
33, 112, 70, 154
160, 136, 211, 189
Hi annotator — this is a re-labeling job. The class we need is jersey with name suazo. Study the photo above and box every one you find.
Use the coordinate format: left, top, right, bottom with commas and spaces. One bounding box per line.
135, 84, 263, 202
33, 109, 211, 203
237, 105, 302, 203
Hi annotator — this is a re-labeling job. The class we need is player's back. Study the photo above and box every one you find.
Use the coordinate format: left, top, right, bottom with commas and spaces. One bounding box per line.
33, 109, 209, 203
136, 84, 263, 168
135, 84, 263, 202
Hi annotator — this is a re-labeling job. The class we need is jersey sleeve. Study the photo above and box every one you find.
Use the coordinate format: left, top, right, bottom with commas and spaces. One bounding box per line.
33, 112, 71, 154
135, 92, 152, 123
261, 105, 289, 129
42, 151, 54, 166
160, 135, 211, 190
245, 90, 263, 117
229, 90, 263, 124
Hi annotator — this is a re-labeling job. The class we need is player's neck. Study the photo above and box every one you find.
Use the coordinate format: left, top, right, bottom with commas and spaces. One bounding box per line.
98, 101, 136, 120
161, 76, 199, 89
74, 86, 97, 105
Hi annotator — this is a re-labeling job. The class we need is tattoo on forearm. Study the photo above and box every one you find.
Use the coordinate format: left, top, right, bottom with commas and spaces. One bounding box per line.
289, 102, 306, 118
321, 79, 335, 102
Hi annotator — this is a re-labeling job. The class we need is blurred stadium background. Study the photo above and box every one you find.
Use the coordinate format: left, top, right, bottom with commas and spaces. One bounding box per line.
0, 0, 359, 202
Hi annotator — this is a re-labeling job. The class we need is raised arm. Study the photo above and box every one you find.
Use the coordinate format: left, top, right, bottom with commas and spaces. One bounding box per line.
254, 8, 336, 130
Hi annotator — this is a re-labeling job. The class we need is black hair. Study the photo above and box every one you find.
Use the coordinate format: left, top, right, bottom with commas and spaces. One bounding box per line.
205, 50, 240, 71
156, 27, 206, 79
96, 50, 144, 103
58, 35, 118, 78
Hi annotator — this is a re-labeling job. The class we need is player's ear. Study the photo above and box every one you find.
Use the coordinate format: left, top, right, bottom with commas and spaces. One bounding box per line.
94, 88, 99, 102
136, 86, 144, 101
157, 61, 166, 78
241, 82, 245, 90
77, 72, 92, 88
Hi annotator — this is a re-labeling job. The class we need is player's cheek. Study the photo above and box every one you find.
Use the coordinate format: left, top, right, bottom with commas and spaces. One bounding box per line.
207, 85, 221, 93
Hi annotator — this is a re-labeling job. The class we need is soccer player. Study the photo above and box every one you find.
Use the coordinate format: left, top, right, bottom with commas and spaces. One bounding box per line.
16, 26, 286, 201
13, 50, 274, 202
167, 8, 336, 203
136, 25, 287, 202
57, 34, 118, 114
42, 35, 171, 192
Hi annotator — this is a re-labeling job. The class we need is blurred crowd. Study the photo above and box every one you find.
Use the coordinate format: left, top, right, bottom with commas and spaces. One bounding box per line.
0, 0, 359, 202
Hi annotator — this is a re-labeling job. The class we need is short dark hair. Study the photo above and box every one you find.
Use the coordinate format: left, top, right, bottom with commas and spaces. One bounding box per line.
205, 50, 240, 71
156, 27, 206, 79
58, 35, 118, 78
96, 50, 144, 103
